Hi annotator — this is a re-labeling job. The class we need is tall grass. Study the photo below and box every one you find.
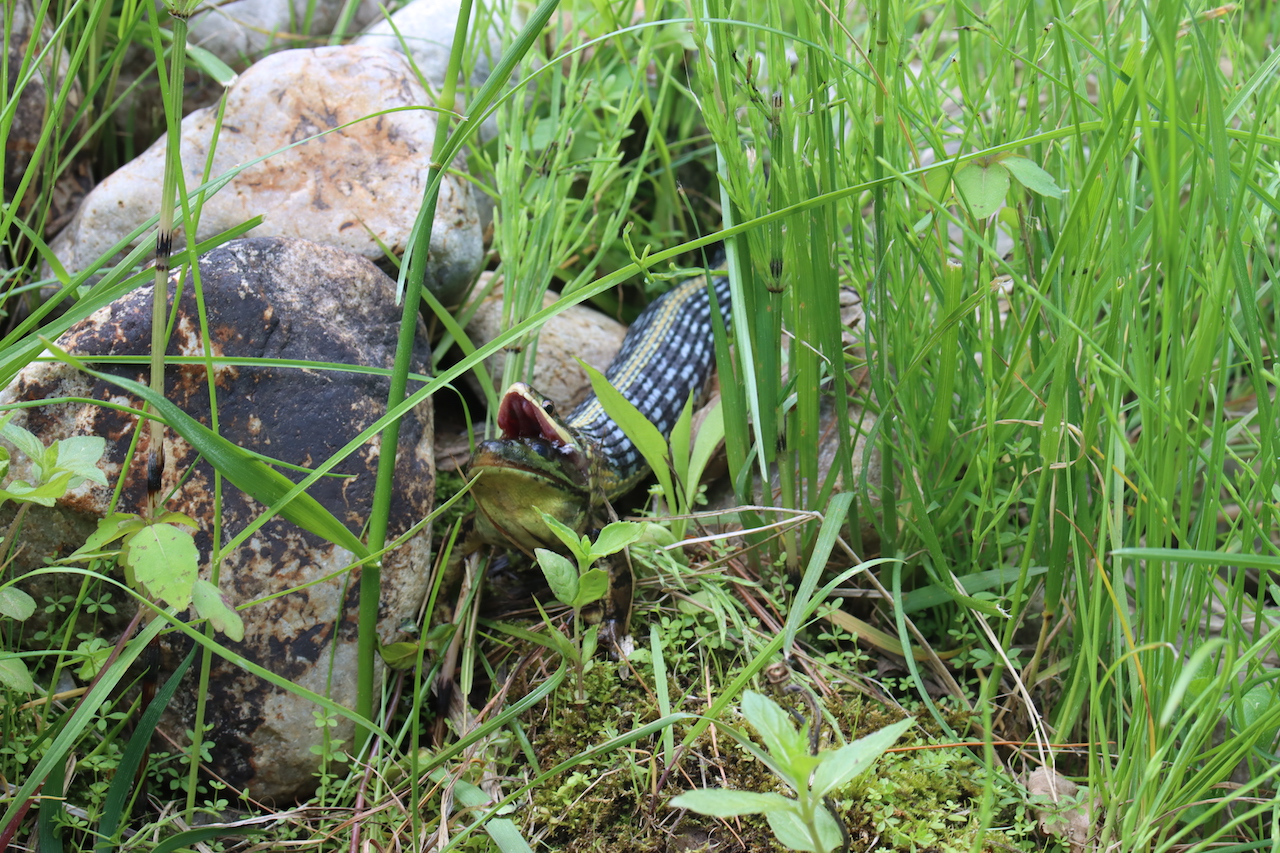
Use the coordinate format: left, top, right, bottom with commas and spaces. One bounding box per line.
2, 0, 1279, 849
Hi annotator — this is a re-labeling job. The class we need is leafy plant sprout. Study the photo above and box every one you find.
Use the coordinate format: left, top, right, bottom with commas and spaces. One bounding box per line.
534, 510, 644, 699
671, 689, 914, 853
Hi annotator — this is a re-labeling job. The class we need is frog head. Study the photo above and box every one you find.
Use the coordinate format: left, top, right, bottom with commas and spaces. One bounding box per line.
468, 383, 599, 554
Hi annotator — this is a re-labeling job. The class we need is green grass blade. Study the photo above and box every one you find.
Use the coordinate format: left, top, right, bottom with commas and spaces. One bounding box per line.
93, 645, 198, 852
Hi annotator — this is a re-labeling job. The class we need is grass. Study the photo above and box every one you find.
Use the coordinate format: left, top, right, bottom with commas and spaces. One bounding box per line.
2, 0, 1280, 850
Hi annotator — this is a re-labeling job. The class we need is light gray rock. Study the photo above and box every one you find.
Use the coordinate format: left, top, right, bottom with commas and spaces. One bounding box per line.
1, 237, 434, 803
356, 0, 516, 234
49, 44, 483, 303
356, 0, 506, 91
187, 0, 382, 66
463, 272, 628, 412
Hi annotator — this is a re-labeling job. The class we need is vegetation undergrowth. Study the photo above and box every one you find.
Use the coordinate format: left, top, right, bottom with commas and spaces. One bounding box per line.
1, 0, 1279, 851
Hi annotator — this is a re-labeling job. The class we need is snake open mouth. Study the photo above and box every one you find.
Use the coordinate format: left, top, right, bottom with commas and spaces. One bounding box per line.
497, 387, 568, 448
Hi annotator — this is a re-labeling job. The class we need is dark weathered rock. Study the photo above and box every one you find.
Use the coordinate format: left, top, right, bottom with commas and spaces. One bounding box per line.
49, 45, 483, 303
0, 236, 434, 803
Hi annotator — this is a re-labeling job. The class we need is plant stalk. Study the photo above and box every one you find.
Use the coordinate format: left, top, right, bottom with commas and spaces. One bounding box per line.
357, 0, 476, 746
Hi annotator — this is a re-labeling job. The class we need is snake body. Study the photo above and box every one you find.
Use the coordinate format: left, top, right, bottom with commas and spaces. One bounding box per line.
565, 272, 734, 496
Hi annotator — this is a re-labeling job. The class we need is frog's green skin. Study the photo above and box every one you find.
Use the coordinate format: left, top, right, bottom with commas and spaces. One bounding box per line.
467, 273, 733, 648
469, 383, 603, 555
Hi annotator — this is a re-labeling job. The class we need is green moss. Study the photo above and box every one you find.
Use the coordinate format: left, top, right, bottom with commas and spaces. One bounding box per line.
493, 651, 1036, 853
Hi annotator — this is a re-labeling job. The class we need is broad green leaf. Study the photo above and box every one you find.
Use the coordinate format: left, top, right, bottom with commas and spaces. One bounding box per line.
0, 587, 36, 620
66, 513, 149, 559
742, 691, 811, 782
581, 361, 678, 510
535, 548, 578, 606
921, 166, 953, 204
0, 445, 9, 480
422, 621, 456, 651
572, 568, 610, 609
40, 441, 59, 481
1002, 156, 1063, 199
125, 523, 200, 610
185, 43, 237, 86
156, 511, 198, 528
668, 788, 795, 817
668, 394, 694, 488
581, 623, 598, 660
591, 521, 643, 559
45, 347, 370, 559
953, 161, 1009, 219
638, 522, 678, 548
53, 436, 108, 486
379, 641, 422, 671
636, 522, 681, 566
0, 655, 35, 692
707, 717, 796, 781
426, 766, 535, 853
0, 473, 73, 506
0, 420, 46, 468
537, 509, 590, 562
191, 579, 244, 642
686, 398, 724, 504
766, 802, 843, 852
1184, 655, 1218, 705
75, 638, 112, 680
1241, 684, 1276, 731
810, 717, 914, 799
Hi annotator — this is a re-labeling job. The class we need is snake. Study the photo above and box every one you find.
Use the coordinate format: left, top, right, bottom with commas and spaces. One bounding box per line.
466, 269, 732, 644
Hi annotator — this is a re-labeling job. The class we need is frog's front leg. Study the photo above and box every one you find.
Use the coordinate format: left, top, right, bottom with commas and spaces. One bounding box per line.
580, 549, 633, 655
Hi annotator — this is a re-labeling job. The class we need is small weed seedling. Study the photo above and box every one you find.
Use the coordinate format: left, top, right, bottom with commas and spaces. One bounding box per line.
0, 416, 110, 692
671, 690, 913, 853
534, 511, 643, 696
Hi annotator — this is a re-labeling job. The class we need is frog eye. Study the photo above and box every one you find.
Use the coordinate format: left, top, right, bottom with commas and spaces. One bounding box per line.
541, 399, 556, 416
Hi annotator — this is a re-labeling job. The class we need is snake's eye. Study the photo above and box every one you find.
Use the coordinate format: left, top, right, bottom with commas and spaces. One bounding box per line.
541, 400, 556, 416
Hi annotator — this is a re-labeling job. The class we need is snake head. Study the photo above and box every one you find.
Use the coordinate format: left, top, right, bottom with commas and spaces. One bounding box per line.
494, 382, 591, 478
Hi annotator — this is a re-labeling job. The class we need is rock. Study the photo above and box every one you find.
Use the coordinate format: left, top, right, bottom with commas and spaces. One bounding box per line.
1025, 767, 1097, 853
49, 45, 483, 304
0, 236, 434, 803
356, 0, 515, 233
3, 0, 89, 232
188, 0, 382, 67
463, 272, 628, 412
355, 0, 505, 91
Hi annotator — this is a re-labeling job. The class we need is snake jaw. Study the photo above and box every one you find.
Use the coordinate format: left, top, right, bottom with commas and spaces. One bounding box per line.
497, 384, 561, 445
496, 382, 589, 468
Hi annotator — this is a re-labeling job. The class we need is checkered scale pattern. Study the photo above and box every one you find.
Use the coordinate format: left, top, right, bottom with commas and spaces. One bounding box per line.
568, 272, 733, 497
